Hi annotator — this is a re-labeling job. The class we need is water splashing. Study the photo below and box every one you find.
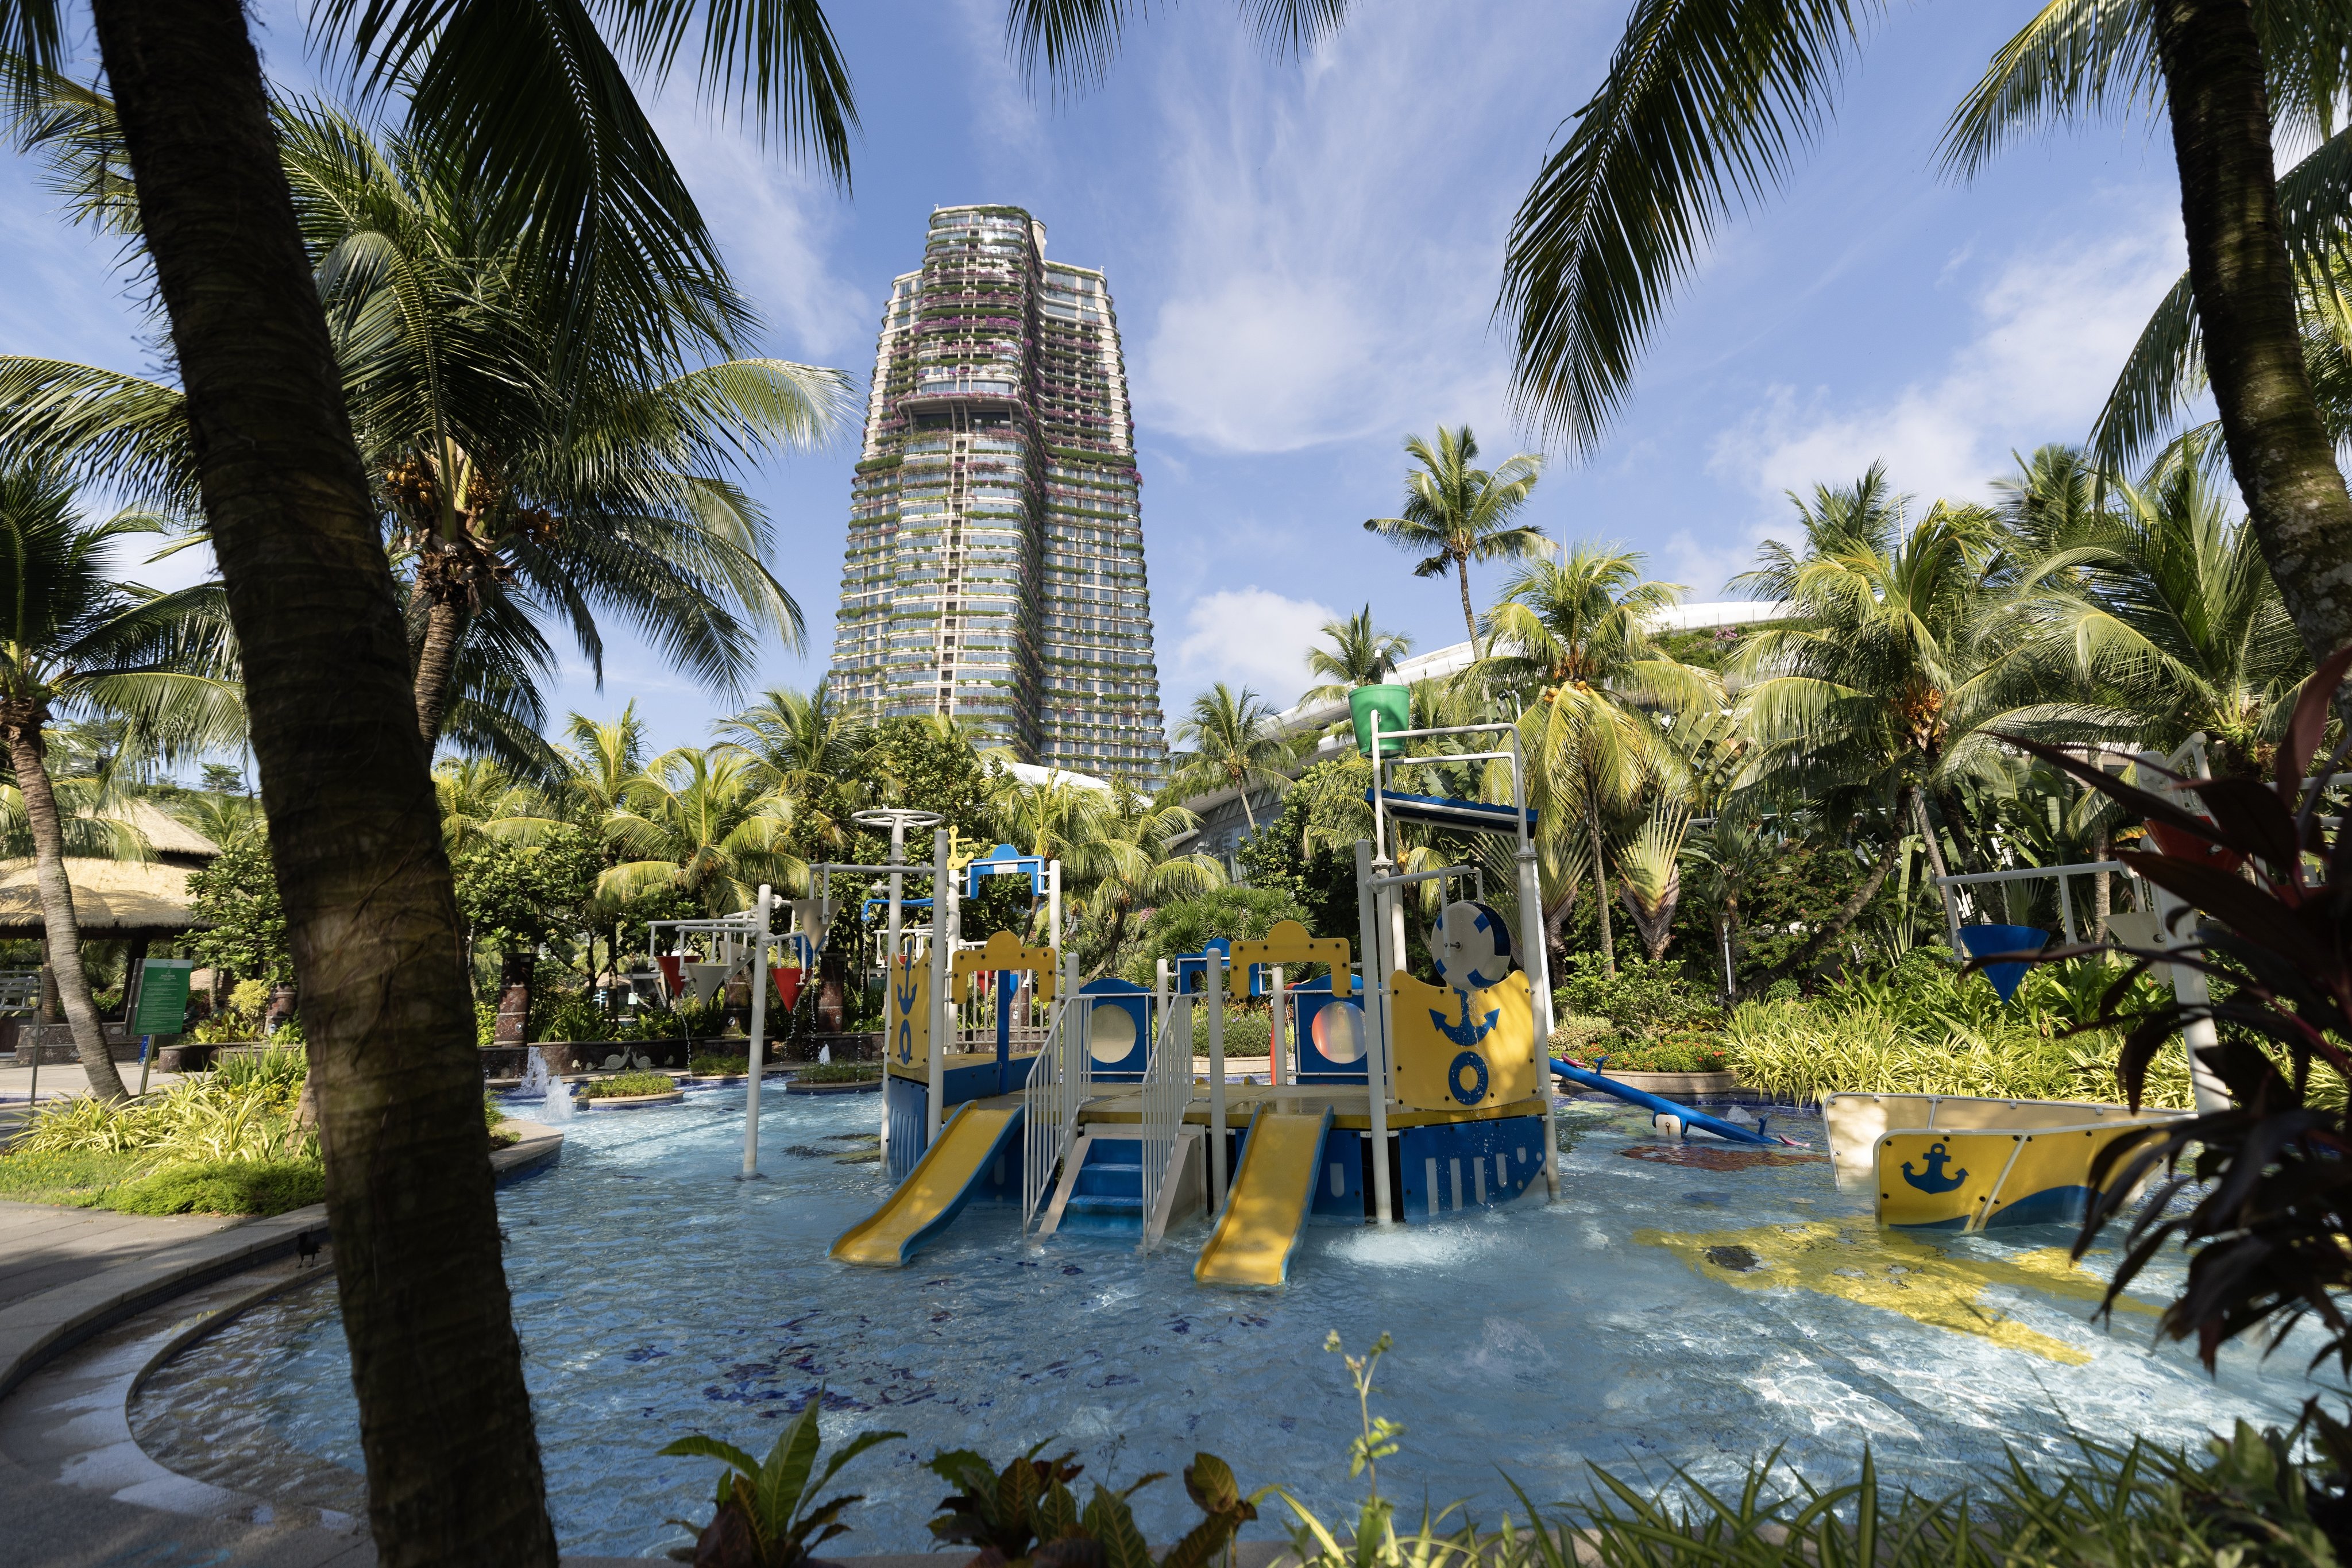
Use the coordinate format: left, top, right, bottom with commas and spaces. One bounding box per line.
519, 1048, 575, 1123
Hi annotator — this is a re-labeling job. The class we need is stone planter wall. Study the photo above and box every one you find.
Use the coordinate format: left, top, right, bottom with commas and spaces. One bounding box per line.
7, 1022, 146, 1064
477, 1037, 704, 1079
1593, 1069, 1768, 1102
787, 1030, 882, 1063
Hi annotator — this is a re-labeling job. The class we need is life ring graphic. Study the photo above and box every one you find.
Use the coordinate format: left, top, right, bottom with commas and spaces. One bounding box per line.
1447, 1050, 1488, 1106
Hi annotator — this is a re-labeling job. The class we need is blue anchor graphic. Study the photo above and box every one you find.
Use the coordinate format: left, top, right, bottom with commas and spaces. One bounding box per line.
1430, 989, 1499, 1049
893, 959, 919, 1065
1901, 1141, 1968, 1194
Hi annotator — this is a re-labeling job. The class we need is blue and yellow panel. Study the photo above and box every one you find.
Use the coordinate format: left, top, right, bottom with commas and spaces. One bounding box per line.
1389, 971, 1538, 1113
1876, 1123, 2161, 1230
885, 955, 929, 1071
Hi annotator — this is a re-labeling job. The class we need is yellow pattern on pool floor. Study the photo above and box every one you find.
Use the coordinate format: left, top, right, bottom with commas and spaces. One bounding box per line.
1635, 1219, 2158, 1364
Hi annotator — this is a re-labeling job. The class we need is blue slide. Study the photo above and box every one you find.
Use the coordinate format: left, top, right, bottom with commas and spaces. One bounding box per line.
1550, 1058, 1793, 1147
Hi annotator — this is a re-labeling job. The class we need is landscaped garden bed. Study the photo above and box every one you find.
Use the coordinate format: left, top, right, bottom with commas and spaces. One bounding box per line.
576, 1071, 684, 1107
785, 1061, 883, 1095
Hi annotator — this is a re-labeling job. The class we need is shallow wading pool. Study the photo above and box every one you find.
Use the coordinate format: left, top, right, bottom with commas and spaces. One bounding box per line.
132, 1087, 2311, 1558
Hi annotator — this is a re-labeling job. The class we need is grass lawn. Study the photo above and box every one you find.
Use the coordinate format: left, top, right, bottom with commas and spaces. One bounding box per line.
0, 1148, 325, 1215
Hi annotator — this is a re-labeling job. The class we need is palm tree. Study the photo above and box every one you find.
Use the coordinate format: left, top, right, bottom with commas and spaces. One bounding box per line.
598, 747, 803, 916
1167, 683, 1296, 833
715, 681, 876, 859
1, 95, 845, 752
432, 758, 565, 856
1060, 777, 1226, 974
0, 464, 241, 1099
1480, 544, 1713, 975
1494, 0, 2352, 676
1363, 427, 1551, 658
0, 1, 1311, 1558
1301, 605, 1411, 702
1731, 468, 2045, 978
2008, 439, 2309, 780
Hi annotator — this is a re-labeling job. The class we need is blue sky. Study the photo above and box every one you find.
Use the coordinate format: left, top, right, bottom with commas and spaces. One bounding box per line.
1, 1, 2192, 759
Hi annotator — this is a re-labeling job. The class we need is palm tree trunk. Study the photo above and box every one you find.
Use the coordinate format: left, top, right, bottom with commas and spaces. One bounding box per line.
1456, 553, 1482, 659
84, 1, 556, 1562
414, 594, 468, 744
1762, 787, 1914, 987
2154, 0, 2352, 666
2, 717, 129, 1100
1586, 799, 1615, 976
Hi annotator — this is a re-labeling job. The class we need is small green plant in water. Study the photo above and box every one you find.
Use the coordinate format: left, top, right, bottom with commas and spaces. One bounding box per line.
581, 1071, 675, 1099
659, 1395, 904, 1567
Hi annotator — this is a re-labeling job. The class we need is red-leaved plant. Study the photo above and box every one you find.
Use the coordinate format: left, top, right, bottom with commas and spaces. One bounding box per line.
1998, 648, 2352, 1535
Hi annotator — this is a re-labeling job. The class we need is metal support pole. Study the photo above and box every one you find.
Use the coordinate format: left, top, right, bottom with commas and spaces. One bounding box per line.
1270, 965, 1285, 1088
881, 821, 905, 1166
739, 883, 774, 1180
1207, 956, 1229, 1212
1354, 839, 1395, 1226
1514, 845, 1561, 1198
928, 829, 951, 1148
1048, 860, 1061, 950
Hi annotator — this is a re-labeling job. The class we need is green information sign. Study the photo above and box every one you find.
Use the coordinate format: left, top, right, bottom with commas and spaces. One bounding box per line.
133, 959, 194, 1038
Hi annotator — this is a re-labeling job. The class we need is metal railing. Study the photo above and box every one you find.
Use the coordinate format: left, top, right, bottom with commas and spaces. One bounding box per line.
1020, 994, 1089, 1234
1138, 993, 1192, 1254
0, 970, 38, 1014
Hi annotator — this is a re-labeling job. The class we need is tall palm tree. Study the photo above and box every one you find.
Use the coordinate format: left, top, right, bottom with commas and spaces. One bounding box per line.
1301, 604, 1411, 702
1731, 469, 2044, 976
0, 0, 1318, 1557
1363, 426, 1551, 658
1061, 777, 1226, 974
598, 747, 803, 916
1167, 683, 1296, 833
1495, 0, 2352, 676
0, 463, 240, 1099
1480, 544, 1712, 975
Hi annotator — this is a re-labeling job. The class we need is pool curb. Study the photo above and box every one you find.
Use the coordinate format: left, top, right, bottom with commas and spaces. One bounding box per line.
0, 1121, 562, 1406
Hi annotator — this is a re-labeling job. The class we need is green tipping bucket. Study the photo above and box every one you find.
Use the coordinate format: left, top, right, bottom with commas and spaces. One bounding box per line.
1349, 685, 1411, 757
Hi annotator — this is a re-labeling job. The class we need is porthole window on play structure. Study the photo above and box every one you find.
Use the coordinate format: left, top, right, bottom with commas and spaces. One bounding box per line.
1088, 1005, 1136, 1063
1313, 999, 1367, 1064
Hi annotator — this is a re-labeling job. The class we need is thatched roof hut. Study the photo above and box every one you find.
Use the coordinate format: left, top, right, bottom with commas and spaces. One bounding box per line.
0, 800, 222, 940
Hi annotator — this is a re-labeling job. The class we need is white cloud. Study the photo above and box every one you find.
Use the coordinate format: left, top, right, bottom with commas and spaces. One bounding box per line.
1127, 5, 1605, 455
1708, 215, 2188, 507
1168, 586, 1338, 706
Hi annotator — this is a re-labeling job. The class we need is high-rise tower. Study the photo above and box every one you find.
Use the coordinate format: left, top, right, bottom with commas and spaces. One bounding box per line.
828, 205, 1166, 787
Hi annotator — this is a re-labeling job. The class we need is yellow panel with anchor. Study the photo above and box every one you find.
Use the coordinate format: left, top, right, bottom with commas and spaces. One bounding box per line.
1388, 970, 1536, 1113
1878, 1119, 2175, 1231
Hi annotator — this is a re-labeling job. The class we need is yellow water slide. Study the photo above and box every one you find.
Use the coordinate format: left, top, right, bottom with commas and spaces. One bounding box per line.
1194, 1104, 1333, 1288
831, 1102, 1023, 1267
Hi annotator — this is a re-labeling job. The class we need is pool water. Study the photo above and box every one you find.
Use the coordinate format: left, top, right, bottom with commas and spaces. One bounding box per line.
133, 1087, 2313, 1559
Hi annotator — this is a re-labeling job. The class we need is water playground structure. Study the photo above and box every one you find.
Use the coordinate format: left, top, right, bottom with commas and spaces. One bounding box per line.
632, 710, 2230, 1279
824, 697, 1812, 1286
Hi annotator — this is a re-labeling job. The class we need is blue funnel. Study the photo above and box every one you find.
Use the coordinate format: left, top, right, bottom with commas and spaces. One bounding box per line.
1956, 924, 2049, 1003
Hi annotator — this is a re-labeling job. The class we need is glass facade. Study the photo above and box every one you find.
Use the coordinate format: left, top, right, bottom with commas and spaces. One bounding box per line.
828, 206, 1167, 788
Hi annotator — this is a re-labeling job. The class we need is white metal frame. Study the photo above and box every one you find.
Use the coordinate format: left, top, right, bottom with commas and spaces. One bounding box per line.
1358, 710, 1562, 1218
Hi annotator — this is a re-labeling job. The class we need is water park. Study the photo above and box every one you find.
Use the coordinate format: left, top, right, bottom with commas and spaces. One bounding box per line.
6, 700, 2318, 1562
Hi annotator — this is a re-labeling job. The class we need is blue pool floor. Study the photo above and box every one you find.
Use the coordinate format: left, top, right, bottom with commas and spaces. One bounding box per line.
131, 1086, 2318, 1558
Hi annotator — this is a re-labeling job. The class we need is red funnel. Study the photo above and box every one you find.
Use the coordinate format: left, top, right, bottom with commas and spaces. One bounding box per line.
654, 954, 684, 995
773, 966, 805, 1010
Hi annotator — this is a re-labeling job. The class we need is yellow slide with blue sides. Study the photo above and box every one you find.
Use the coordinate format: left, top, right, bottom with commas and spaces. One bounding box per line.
831, 1103, 1023, 1267
1195, 1104, 1333, 1288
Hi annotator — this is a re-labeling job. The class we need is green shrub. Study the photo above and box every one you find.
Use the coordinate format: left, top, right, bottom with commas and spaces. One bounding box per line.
1590, 1035, 1728, 1073
1188, 1006, 1273, 1057
227, 978, 271, 1015
580, 1071, 676, 1099
105, 1159, 323, 1216
539, 992, 608, 1042
214, 1044, 306, 1093
795, 1061, 880, 1083
17, 1066, 315, 1163
1546, 1014, 1612, 1056
688, 1053, 750, 1076
474, 998, 498, 1048
1718, 995, 2193, 1107
1557, 953, 1720, 1038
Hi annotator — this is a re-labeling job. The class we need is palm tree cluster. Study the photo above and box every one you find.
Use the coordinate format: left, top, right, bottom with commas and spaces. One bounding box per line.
1243, 434, 2307, 1002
